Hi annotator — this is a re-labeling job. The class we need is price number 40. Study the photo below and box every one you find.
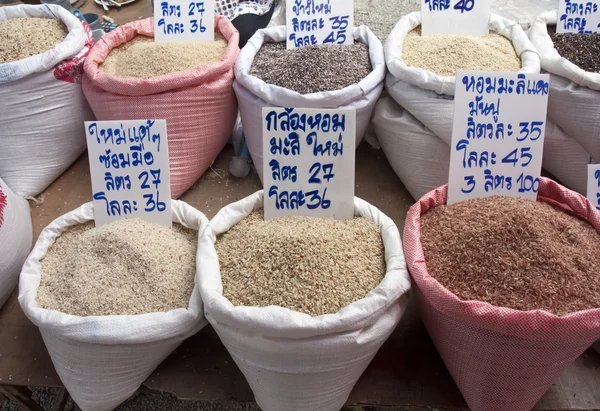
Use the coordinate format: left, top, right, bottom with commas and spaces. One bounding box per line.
453, 0, 474, 13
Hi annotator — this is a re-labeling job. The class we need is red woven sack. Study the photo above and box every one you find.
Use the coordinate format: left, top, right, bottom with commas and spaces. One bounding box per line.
83, 16, 239, 198
403, 177, 600, 411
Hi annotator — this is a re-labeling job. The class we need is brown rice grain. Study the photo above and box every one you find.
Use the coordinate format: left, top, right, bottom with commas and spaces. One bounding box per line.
215, 212, 386, 316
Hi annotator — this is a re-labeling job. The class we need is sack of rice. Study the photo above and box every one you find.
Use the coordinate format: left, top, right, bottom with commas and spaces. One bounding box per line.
381, 13, 540, 196
233, 25, 386, 183
197, 191, 411, 411
529, 11, 600, 164
0, 4, 94, 198
403, 178, 600, 411
19, 201, 208, 411
83, 16, 239, 198
0, 178, 32, 308
544, 117, 594, 195
372, 96, 449, 200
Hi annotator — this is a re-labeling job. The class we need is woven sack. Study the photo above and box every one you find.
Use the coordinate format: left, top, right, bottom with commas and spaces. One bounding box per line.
0, 178, 32, 308
0, 4, 94, 198
233, 25, 386, 183
384, 12, 541, 146
403, 177, 600, 411
529, 11, 600, 160
544, 118, 594, 195
19, 201, 208, 411
372, 96, 449, 200
83, 16, 239, 198
197, 191, 411, 411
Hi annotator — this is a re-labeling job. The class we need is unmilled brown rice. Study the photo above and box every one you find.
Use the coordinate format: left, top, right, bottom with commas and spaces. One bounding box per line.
0, 18, 68, 63
99, 34, 228, 78
420, 196, 600, 315
38, 219, 198, 316
215, 212, 386, 316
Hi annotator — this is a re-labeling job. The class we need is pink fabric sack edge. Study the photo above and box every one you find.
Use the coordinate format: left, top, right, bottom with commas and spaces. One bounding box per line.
83, 16, 239, 198
403, 177, 600, 411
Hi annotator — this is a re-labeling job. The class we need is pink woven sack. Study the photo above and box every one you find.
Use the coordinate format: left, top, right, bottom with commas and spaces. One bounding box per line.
403, 177, 600, 411
83, 16, 239, 198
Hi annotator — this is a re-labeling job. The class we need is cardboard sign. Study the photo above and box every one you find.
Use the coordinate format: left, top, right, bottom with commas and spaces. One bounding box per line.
421, 0, 491, 36
558, 0, 600, 33
262, 107, 356, 220
587, 164, 600, 210
85, 120, 172, 227
286, 0, 354, 49
447, 70, 550, 205
154, 0, 215, 42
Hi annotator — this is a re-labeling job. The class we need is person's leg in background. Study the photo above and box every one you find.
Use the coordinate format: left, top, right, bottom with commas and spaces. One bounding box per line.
231, 0, 277, 48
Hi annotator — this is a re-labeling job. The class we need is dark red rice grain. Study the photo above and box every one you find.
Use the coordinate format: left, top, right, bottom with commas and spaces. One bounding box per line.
420, 196, 600, 315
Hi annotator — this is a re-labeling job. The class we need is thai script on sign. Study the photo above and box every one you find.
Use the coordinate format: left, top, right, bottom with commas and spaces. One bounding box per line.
559, 0, 600, 33
587, 164, 600, 211
286, 0, 353, 49
262, 107, 356, 220
421, 0, 490, 36
85, 120, 172, 227
447, 70, 550, 205
154, 0, 214, 42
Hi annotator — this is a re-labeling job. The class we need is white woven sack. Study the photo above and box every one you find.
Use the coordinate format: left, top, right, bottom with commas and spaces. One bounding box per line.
234, 25, 386, 183
384, 15, 541, 149
0, 4, 94, 198
0, 178, 32, 308
197, 191, 411, 411
372, 96, 450, 200
529, 11, 600, 160
385, 12, 541, 96
543, 117, 594, 195
19, 201, 208, 411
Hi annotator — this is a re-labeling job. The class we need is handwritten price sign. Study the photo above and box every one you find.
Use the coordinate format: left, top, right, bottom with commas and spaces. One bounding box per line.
153, 0, 214, 42
421, 0, 490, 36
262, 107, 356, 220
447, 70, 550, 205
558, 0, 600, 33
587, 164, 600, 211
286, 0, 354, 49
85, 120, 172, 227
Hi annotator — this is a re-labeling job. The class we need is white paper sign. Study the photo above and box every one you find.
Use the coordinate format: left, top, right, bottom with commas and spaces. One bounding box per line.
262, 107, 356, 220
85, 120, 172, 227
587, 164, 600, 211
558, 0, 600, 33
421, 0, 491, 36
447, 70, 550, 205
286, 0, 354, 49
154, 0, 215, 42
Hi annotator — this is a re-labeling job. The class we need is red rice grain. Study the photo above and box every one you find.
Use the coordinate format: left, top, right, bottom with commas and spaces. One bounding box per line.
420, 196, 600, 315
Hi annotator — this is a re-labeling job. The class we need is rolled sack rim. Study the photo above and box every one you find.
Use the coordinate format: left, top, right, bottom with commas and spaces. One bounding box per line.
197, 190, 412, 339
233, 25, 387, 108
